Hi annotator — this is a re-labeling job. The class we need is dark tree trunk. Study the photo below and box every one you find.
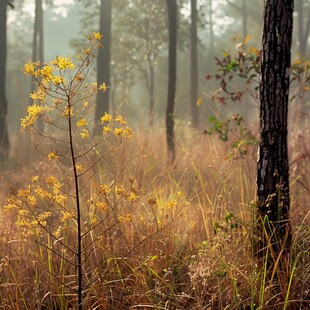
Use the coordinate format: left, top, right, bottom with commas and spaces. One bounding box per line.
0, 0, 10, 160
190, 0, 199, 128
166, 0, 177, 162
30, 0, 44, 99
95, 0, 111, 130
256, 0, 293, 265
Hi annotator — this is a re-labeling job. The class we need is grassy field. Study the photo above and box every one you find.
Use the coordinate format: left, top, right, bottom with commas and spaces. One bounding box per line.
0, 122, 309, 309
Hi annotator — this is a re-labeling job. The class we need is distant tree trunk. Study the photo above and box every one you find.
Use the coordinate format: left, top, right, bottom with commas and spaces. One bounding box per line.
297, 0, 310, 56
94, 0, 111, 131
242, 0, 247, 38
256, 0, 293, 266
0, 0, 10, 160
190, 0, 199, 128
209, 0, 214, 56
166, 0, 177, 162
30, 0, 44, 98
225, 0, 248, 38
30, 0, 44, 131
148, 58, 155, 127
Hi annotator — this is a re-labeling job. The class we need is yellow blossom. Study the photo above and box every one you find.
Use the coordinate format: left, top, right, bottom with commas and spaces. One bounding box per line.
75, 164, 84, 172
45, 176, 61, 187
61, 212, 72, 222
51, 56, 75, 70
103, 126, 111, 133
80, 129, 89, 138
21, 103, 46, 131
39, 65, 53, 79
95, 202, 107, 210
76, 118, 87, 127
27, 195, 37, 207
115, 115, 127, 125
17, 187, 31, 197
128, 192, 138, 201
115, 185, 126, 196
93, 32, 102, 40
99, 82, 109, 92
31, 176, 39, 183
48, 152, 59, 161
30, 88, 46, 102
24, 61, 40, 77
51, 75, 64, 85
101, 113, 113, 123
62, 106, 73, 117
98, 184, 110, 194
114, 128, 123, 136
83, 48, 91, 55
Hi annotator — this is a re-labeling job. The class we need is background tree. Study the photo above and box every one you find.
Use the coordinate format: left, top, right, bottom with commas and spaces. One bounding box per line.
190, 0, 199, 128
166, 0, 177, 162
0, 0, 13, 160
256, 0, 294, 266
297, 0, 310, 57
30, 0, 44, 99
94, 0, 111, 130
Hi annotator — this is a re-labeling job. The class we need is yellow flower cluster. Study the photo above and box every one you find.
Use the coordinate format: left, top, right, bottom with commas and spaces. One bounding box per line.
21, 104, 47, 132
51, 56, 75, 70
100, 113, 133, 139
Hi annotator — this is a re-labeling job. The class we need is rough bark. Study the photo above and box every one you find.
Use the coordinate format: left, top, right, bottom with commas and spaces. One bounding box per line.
256, 0, 293, 262
95, 0, 111, 130
0, 0, 10, 160
190, 0, 199, 128
166, 0, 177, 162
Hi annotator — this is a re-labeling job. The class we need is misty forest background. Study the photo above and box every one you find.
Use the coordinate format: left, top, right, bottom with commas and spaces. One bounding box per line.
0, 0, 310, 309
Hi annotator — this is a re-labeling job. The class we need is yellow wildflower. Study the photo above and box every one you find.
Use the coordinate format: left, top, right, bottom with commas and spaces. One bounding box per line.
48, 152, 59, 161
51, 75, 64, 85
99, 82, 109, 92
93, 32, 102, 40
98, 184, 110, 195
30, 88, 46, 102
101, 113, 113, 123
114, 128, 123, 136
39, 65, 53, 79
95, 202, 107, 210
31, 176, 39, 183
75, 164, 84, 172
80, 129, 89, 138
115, 115, 127, 125
51, 56, 75, 70
24, 61, 40, 77
62, 106, 73, 117
103, 126, 111, 133
76, 118, 87, 127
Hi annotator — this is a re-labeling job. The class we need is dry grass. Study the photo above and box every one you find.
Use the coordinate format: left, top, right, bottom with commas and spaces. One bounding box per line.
0, 123, 309, 310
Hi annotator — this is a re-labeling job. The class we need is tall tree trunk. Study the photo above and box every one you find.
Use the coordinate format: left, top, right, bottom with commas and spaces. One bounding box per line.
166, 0, 177, 162
148, 58, 155, 127
94, 0, 111, 132
209, 0, 214, 57
242, 0, 247, 38
190, 0, 199, 128
0, 0, 10, 160
30, 0, 44, 97
256, 0, 293, 267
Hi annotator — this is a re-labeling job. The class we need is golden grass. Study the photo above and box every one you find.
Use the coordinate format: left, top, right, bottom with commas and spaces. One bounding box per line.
0, 124, 309, 309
